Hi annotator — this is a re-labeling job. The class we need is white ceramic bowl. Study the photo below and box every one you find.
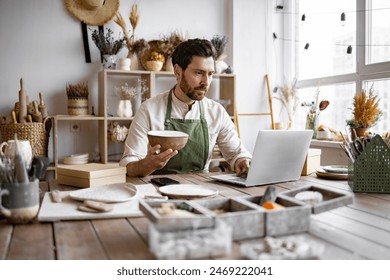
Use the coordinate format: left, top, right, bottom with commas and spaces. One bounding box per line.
147, 130, 189, 151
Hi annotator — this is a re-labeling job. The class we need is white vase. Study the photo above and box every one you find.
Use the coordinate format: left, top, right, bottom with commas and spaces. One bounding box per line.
103, 54, 117, 69
165, 57, 174, 72
117, 58, 131, 71
129, 53, 141, 70
132, 93, 142, 114
116, 99, 133, 117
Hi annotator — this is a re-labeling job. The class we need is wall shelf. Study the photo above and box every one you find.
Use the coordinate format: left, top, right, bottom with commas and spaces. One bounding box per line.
52, 69, 236, 176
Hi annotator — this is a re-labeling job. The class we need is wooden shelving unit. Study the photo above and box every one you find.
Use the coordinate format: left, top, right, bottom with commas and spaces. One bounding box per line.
52, 69, 236, 175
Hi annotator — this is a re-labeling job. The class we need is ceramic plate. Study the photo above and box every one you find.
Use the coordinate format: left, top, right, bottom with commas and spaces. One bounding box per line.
315, 167, 348, 180
69, 183, 138, 203
158, 184, 219, 199
322, 165, 349, 174
63, 153, 89, 165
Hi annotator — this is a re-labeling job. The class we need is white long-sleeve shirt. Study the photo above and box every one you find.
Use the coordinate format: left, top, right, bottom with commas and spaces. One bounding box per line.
119, 90, 252, 171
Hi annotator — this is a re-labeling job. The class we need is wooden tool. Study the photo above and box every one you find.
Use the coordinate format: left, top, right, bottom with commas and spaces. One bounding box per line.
18, 78, 27, 123
38, 92, 48, 118
11, 110, 17, 124
32, 100, 43, 122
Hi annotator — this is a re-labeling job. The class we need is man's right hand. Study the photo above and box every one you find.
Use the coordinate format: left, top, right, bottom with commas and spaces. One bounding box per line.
125, 144, 178, 177
146, 144, 178, 170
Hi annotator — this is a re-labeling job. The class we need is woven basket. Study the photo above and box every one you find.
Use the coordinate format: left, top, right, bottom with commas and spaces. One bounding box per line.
0, 118, 52, 157
67, 98, 88, 115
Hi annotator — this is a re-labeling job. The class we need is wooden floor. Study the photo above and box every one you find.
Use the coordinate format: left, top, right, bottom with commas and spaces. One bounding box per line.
1, 172, 390, 260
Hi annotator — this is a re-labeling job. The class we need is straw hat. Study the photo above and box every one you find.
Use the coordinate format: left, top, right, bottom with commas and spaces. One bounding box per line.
64, 0, 120, 26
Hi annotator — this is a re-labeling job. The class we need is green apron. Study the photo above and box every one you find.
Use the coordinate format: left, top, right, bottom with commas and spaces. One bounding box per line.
153, 89, 209, 174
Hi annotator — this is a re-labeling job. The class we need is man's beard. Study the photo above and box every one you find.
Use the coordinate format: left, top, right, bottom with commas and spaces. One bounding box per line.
179, 75, 208, 101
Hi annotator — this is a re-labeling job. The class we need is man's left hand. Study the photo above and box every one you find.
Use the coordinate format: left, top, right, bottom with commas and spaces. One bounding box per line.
235, 157, 251, 177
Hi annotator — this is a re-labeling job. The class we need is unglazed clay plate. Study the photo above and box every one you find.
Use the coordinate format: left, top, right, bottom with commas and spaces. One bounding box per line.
158, 184, 219, 199
322, 165, 349, 174
69, 183, 138, 203
315, 167, 348, 180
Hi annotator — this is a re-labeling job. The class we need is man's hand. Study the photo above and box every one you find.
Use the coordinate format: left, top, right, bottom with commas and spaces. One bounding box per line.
146, 144, 178, 170
234, 157, 251, 177
126, 144, 178, 177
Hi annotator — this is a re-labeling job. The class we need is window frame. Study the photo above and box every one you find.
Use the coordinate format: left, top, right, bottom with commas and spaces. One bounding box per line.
289, 0, 390, 103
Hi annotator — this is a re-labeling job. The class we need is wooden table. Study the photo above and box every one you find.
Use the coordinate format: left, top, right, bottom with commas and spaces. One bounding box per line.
1, 172, 390, 260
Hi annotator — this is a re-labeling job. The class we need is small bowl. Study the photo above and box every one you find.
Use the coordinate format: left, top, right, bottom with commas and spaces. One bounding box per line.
147, 130, 189, 151
145, 61, 163, 71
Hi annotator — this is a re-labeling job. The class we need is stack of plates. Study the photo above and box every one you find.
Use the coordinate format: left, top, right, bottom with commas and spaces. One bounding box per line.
63, 153, 89, 165
315, 165, 349, 180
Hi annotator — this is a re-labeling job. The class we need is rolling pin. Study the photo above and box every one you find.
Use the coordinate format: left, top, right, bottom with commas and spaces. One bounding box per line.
18, 78, 27, 123
11, 110, 18, 124
38, 92, 48, 118
32, 100, 43, 122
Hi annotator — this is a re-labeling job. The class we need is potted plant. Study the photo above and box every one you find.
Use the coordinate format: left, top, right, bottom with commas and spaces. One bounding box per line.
159, 31, 187, 71
90, 27, 125, 69
346, 85, 382, 138
301, 88, 330, 139
211, 34, 230, 73
144, 51, 165, 71
66, 82, 89, 115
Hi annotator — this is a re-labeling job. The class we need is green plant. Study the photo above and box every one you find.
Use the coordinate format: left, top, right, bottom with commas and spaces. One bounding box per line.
91, 28, 125, 55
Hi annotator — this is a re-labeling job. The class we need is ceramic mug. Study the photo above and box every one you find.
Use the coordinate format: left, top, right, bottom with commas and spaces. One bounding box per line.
0, 140, 33, 169
0, 179, 39, 224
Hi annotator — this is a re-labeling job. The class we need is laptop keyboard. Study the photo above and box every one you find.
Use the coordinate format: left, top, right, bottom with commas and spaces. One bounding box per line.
230, 176, 247, 183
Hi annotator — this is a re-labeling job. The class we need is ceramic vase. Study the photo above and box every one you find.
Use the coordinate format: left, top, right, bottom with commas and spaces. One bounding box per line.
103, 54, 117, 69
306, 112, 319, 139
117, 99, 133, 117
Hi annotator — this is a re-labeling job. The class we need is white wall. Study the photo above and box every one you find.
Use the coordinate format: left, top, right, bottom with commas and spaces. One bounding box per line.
0, 0, 271, 160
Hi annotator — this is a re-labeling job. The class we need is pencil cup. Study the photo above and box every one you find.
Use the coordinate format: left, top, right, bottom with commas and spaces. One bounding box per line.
0, 179, 40, 224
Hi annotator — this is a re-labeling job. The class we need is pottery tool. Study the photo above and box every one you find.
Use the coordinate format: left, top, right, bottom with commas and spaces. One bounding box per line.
50, 190, 62, 203
259, 186, 276, 206
38, 92, 48, 118
18, 78, 27, 123
14, 136, 29, 183
77, 200, 114, 213
11, 110, 17, 124
32, 100, 43, 122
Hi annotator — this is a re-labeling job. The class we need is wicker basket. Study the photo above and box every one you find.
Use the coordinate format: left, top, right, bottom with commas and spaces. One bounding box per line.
67, 98, 88, 115
348, 134, 390, 193
0, 118, 52, 157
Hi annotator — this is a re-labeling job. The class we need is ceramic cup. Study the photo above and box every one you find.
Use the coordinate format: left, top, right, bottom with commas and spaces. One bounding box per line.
0, 140, 33, 169
0, 179, 39, 224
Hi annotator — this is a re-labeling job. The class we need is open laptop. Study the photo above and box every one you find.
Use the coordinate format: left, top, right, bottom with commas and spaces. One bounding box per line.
210, 129, 313, 187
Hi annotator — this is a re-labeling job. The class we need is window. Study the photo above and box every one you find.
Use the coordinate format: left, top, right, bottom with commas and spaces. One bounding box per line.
289, 0, 390, 133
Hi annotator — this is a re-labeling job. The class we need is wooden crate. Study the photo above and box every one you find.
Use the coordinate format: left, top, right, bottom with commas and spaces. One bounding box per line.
279, 185, 353, 214
190, 197, 265, 240
236, 195, 311, 236
138, 199, 214, 231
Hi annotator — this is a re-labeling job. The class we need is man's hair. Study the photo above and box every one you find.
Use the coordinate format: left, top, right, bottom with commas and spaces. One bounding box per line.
172, 38, 217, 71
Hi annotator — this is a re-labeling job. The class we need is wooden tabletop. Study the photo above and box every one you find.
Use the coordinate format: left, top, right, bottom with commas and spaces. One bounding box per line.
1, 172, 390, 260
